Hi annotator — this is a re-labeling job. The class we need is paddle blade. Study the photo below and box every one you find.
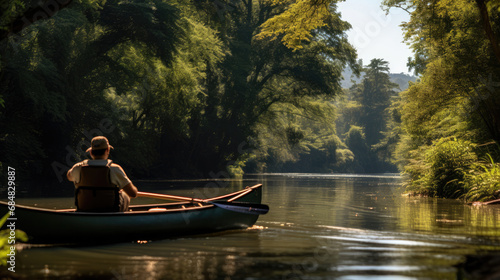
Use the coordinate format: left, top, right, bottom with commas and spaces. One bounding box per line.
210, 201, 269, 215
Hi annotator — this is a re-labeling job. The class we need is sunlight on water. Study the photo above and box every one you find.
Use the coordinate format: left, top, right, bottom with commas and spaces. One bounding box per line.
255, 173, 402, 179
8, 174, 500, 279
337, 276, 421, 280
315, 235, 454, 248
247, 225, 267, 230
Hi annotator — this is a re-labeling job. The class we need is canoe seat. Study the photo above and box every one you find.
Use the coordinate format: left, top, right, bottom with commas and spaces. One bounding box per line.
75, 186, 120, 212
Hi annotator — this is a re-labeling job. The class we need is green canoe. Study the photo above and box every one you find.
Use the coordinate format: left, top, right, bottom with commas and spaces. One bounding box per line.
0, 184, 265, 244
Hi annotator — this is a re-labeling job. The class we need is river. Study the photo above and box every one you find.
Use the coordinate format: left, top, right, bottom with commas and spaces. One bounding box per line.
7, 174, 500, 279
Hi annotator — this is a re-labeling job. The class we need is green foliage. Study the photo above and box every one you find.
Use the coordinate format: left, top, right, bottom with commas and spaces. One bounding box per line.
420, 138, 477, 198
344, 125, 370, 172
0, 0, 358, 181
463, 155, 500, 202
250, 97, 340, 173
334, 148, 355, 171
182, 0, 357, 175
0, 0, 25, 31
386, 0, 500, 200
0, 212, 28, 266
335, 58, 399, 173
0, 0, 185, 179
356, 59, 399, 147
256, 0, 337, 50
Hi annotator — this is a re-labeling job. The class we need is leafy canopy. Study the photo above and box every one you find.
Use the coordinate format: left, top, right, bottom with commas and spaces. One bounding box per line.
256, 0, 341, 50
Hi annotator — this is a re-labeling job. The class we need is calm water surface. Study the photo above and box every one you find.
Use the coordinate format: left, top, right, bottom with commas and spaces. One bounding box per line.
9, 174, 500, 279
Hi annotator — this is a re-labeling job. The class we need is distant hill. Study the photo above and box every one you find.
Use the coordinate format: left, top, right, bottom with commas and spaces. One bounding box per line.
389, 73, 418, 91
341, 68, 417, 91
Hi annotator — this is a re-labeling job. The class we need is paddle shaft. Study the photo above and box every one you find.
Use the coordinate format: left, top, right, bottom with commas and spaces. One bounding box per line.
137, 191, 205, 203
137, 190, 269, 215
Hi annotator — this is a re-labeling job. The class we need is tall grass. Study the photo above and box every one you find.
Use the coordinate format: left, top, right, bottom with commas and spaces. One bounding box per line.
406, 137, 477, 198
428, 138, 477, 198
463, 154, 500, 202
404, 137, 500, 203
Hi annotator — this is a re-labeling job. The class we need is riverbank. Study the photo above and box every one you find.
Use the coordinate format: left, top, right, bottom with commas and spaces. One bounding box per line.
401, 138, 500, 203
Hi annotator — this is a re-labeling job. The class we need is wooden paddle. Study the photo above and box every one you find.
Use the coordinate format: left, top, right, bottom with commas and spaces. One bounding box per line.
137, 191, 269, 215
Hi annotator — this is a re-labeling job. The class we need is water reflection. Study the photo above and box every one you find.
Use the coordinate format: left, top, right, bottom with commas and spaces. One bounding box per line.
17, 229, 266, 279
398, 196, 500, 237
8, 174, 500, 279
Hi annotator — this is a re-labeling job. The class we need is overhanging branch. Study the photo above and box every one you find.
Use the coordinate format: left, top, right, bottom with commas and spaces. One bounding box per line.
0, 0, 73, 41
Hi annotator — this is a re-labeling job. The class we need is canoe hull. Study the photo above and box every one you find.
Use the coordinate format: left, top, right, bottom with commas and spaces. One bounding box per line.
0, 184, 263, 244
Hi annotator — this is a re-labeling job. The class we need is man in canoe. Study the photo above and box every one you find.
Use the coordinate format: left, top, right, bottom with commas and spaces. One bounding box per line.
67, 136, 138, 212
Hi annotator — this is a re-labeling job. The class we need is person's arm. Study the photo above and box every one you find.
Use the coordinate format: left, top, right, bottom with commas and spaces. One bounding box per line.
66, 171, 74, 181
111, 164, 138, 197
122, 182, 138, 198
66, 164, 79, 182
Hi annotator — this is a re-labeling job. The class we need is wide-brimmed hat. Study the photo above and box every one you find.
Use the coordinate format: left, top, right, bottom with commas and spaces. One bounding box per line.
86, 136, 114, 153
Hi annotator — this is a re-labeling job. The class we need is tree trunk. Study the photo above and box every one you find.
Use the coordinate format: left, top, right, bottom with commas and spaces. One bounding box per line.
475, 0, 500, 65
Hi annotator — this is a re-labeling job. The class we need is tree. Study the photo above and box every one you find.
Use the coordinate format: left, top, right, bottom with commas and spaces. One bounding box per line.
385, 0, 500, 198
0, 0, 74, 40
1, 0, 358, 183
176, 0, 358, 176
0, 0, 185, 180
473, 0, 500, 64
336, 59, 398, 172
355, 59, 398, 147
344, 125, 370, 172
256, 0, 333, 50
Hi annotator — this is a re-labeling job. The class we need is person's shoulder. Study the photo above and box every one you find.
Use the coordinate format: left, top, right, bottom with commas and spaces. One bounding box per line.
109, 161, 123, 168
71, 160, 88, 168
109, 162, 126, 172
109, 162, 130, 183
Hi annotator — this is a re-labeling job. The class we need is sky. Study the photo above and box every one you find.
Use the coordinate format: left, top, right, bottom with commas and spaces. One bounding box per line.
337, 0, 413, 74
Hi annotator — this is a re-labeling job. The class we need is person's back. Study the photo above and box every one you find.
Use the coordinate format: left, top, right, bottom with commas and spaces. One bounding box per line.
74, 159, 120, 212
67, 136, 138, 212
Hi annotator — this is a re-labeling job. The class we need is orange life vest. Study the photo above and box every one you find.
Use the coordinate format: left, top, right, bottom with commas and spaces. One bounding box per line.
75, 160, 120, 212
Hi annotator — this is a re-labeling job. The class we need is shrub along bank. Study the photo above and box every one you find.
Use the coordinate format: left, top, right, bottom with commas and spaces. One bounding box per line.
404, 138, 500, 202
384, 0, 500, 203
